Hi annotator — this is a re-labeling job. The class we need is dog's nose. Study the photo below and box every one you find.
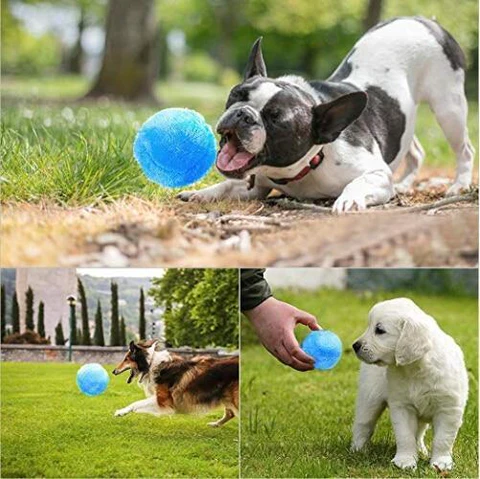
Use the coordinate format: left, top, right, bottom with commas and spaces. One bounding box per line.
352, 341, 361, 353
235, 108, 256, 125
217, 109, 256, 133
112, 369, 117, 375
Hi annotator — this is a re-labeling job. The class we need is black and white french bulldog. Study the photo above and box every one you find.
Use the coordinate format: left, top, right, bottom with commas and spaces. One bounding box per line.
179, 16, 474, 213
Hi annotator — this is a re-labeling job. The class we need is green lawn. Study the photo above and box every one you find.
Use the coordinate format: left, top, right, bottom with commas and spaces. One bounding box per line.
1, 362, 238, 478
241, 289, 478, 478
1, 75, 478, 206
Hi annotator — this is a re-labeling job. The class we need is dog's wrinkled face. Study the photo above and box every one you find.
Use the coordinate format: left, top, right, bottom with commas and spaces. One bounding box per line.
352, 298, 434, 367
216, 38, 368, 179
112, 340, 153, 383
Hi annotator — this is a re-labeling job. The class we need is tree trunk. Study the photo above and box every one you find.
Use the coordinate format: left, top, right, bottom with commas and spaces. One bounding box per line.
85, 0, 160, 103
1, 285, 5, 342
110, 282, 120, 346
363, 0, 383, 32
139, 288, 146, 340
211, 0, 243, 69
66, 6, 86, 74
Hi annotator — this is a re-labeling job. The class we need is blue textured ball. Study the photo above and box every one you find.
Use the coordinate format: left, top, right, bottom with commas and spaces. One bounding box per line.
133, 108, 217, 188
76, 363, 109, 397
301, 330, 343, 370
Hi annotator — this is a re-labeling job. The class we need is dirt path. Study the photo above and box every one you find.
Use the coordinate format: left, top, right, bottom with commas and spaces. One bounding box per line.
2, 186, 477, 268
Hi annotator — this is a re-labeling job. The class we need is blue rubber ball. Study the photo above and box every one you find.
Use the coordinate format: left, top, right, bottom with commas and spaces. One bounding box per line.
133, 108, 217, 188
76, 363, 109, 396
301, 330, 343, 370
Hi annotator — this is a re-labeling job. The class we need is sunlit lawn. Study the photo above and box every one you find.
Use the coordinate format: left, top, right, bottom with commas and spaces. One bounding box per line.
241, 289, 478, 478
1, 362, 238, 478
1, 75, 478, 206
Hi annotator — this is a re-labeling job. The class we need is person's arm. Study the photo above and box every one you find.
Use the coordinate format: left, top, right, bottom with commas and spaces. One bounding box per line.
240, 269, 272, 311
241, 269, 321, 371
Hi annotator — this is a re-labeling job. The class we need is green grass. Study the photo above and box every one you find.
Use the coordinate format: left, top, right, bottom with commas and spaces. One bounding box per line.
1, 77, 229, 206
1, 362, 238, 478
241, 289, 478, 478
1, 75, 478, 206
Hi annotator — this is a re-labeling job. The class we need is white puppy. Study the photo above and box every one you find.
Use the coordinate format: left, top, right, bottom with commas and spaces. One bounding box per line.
351, 298, 468, 472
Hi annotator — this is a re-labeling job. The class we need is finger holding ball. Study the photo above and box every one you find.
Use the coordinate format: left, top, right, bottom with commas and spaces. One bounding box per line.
133, 108, 217, 188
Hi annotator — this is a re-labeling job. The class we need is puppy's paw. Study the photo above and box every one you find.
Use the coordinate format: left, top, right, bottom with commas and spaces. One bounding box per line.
446, 182, 469, 196
431, 455, 453, 472
392, 454, 417, 470
332, 192, 367, 214
114, 407, 131, 417
350, 440, 367, 452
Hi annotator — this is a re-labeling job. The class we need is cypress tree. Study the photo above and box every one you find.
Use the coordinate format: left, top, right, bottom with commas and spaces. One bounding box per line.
11, 291, 20, 334
78, 278, 91, 345
37, 301, 46, 338
1, 284, 6, 342
94, 300, 105, 346
120, 316, 127, 346
55, 321, 65, 345
110, 281, 120, 346
139, 287, 146, 340
25, 286, 35, 331
68, 297, 78, 345
77, 328, 82, 344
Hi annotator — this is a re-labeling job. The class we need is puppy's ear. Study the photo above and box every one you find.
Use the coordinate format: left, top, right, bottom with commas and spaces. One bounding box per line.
129, 340, 136, 353
395, 317, 432, 366
312, 91, 367, 144
244, 37, 267, 80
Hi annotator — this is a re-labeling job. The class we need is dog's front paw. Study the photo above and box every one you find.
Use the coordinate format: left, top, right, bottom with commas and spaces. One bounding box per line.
394, 181, 413, 194
431, 455, 453, 472
392, 454, 417, 470
114, 407, 131, 417
207, 421, 221, 428
177, 190, 205, 202
350, 440, 367, 452
332, 192, 367, 214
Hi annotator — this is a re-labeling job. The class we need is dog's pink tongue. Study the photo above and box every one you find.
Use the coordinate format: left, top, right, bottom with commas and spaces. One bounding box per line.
217, 141, 254, 172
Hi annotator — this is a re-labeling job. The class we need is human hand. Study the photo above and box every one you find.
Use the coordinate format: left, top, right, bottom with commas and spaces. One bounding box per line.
244, 297, 321, 371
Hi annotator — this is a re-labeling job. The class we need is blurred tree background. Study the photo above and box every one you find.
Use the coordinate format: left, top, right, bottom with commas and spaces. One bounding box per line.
150, 268, 239, 348
2, 0, 478, 100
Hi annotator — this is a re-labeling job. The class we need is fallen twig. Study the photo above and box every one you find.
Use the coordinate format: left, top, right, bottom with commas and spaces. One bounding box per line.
266, 199, 332, 213
267, 192, 477, 215
389, 192, 477, 213
219, 214, 286, 226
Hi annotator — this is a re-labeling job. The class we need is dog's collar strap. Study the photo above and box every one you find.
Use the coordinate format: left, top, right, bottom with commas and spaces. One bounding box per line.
268, 149, 324, 185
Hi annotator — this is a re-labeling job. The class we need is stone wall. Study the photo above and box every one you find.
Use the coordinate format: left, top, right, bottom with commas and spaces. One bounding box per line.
1, 344, 237, 365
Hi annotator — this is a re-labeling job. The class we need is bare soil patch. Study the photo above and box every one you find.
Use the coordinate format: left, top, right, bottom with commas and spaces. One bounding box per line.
2, 183, 477, 268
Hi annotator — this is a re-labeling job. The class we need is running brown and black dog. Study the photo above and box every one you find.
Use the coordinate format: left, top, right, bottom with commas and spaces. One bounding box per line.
112, 340, 238, 427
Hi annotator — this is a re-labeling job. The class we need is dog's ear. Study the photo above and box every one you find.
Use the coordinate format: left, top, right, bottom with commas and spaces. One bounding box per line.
312, 91, 367, 144
129, 340, 136, 353
244, 37, 267, 80
395, 316, 432, 366
138, 339, 157, 349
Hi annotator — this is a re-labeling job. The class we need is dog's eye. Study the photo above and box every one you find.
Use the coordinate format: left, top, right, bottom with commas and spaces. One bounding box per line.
375, 325, 386, 335
269, 109, 282, 121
